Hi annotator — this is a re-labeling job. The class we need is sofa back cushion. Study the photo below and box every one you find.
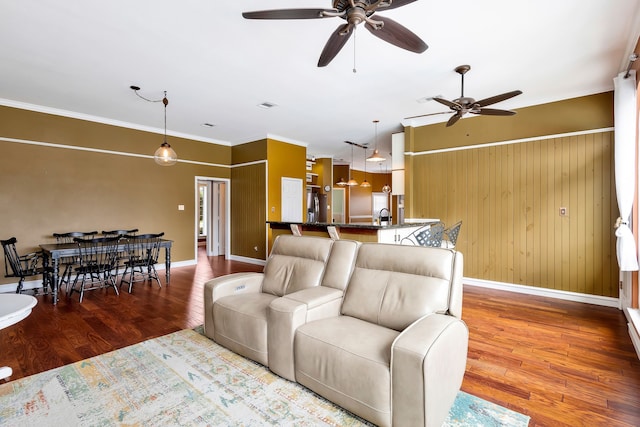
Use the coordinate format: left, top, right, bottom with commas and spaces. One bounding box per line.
261, 235, 334, 297
341, 243, 463, 331
320, 239, 360, 291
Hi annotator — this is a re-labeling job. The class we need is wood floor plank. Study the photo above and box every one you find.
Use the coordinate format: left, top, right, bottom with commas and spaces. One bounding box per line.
0, 250, 639, 426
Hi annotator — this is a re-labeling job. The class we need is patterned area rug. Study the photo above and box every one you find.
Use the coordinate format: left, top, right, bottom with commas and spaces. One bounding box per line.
0, 328, 530, 426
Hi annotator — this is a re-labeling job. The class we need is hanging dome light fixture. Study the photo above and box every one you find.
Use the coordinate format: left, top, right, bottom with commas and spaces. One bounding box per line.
360, 146, 371, 188
366, 120, 385, 162
131, 86, 178, 166
347, 143, 358, 186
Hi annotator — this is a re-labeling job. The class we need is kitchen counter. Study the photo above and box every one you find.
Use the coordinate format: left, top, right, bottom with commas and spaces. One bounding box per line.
268, 220, 439, 243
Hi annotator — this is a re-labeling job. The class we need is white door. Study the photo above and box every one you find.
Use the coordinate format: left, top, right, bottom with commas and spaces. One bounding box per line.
281, 178, 303, 222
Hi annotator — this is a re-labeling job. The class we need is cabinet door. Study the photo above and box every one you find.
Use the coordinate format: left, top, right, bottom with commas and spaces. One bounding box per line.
377, 228, 397, 244
395, 226, 421, 244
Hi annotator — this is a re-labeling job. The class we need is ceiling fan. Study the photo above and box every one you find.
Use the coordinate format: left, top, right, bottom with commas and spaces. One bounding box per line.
242, 0, 428, 67
406, 65, 523, 127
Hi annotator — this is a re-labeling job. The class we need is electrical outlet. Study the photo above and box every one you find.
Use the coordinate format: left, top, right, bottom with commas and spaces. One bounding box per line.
559, 207, 567, 216
254, 246, 258, 252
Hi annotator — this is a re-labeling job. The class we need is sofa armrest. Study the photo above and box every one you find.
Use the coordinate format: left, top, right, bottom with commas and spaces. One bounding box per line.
285, 287, 344, 314
203, 272, 264, 339
391, 313, 469, 427
267, 287, 344, 381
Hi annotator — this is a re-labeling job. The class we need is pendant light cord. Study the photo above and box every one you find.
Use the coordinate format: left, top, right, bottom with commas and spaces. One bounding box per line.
163, 92, 168, 143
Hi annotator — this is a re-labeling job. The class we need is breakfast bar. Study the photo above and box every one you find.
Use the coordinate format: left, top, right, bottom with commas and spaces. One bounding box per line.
268, 220, 439, 244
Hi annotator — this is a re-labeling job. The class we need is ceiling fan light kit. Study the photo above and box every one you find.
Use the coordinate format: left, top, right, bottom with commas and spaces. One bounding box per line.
242, 0, 427, 68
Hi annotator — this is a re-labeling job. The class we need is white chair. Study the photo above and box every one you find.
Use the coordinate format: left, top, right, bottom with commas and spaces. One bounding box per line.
401, 222, 445, 247
442, 221, 462, 248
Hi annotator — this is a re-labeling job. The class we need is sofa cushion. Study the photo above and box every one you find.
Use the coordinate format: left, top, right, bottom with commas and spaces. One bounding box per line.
261, 236, 333, 296
295, 316, 399, 427
342, 243, 456, 331
212, 292, 277, 365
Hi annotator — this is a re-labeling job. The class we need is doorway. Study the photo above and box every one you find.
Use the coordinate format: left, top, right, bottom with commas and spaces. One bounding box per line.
196, 177, 229, 258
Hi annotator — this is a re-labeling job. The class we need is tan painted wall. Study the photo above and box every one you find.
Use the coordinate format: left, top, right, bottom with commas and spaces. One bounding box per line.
267, 139, 306, 223
0, 106, 231, 285
405, 92, 618, 297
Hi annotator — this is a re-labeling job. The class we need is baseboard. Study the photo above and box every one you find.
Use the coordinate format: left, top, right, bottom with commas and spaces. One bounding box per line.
0, 279, 44, 294
228, 255, 266, 266
626, 308, 640, 360
154, 259, 197, 271
464, 277, 620, 308
0, 259, 198, 294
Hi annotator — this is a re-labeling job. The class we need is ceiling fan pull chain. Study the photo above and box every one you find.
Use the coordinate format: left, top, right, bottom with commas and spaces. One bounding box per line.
353, 28, 357, 73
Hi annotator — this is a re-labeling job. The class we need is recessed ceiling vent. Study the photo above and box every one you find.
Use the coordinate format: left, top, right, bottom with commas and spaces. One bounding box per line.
258, 101, 277, 109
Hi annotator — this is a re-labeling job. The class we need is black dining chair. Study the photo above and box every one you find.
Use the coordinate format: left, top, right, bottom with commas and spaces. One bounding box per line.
68, 236, 120, 303
53, 231, 98, 293
101, 229, 139, 238
1, 237, 52, 294
101, 229, 139, 279
120, 233, 164, 293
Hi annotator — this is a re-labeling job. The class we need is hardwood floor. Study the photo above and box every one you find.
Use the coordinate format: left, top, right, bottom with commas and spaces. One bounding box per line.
1, 248, 639, 426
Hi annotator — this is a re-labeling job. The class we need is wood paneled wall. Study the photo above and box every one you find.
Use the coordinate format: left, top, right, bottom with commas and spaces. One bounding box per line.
408, 131, 618, 296
230, 162, 266, 259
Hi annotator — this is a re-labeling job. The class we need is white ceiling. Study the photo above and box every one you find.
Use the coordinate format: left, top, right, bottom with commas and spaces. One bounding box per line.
1, 1, 639, 171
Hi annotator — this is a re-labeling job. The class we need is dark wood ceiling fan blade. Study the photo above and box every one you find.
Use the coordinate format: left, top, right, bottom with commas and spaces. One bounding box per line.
318, 24, 353, 67
364, 16, 427, 53
377, 0, 419, 11
242, 8, 337, 20
446, 112, 463, 127
473, 108, 517, 116
433, 96, 460, 110
475, 90, 522, 107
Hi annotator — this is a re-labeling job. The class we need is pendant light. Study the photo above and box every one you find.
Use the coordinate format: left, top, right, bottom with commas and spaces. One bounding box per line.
380, 162, 391, 193
131, 86, 178, 166
360, 146, 371, 187
347, 143, 358, 186
366, 120, 385, 162
154, 92, 177, 166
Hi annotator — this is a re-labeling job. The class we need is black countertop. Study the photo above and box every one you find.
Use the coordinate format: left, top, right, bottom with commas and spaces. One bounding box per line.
267, 221, 435, 230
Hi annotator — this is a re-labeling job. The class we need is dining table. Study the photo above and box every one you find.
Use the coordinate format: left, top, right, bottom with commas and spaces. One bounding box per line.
39, 239, 173, 305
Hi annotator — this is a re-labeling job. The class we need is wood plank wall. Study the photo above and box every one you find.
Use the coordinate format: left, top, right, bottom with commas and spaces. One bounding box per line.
230, 163, 266, 259
408, 131, 618, 297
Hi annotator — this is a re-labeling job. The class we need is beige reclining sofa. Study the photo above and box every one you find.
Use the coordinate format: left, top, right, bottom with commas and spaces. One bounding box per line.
204, 234, 359, 378
203, 235, 467, 427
